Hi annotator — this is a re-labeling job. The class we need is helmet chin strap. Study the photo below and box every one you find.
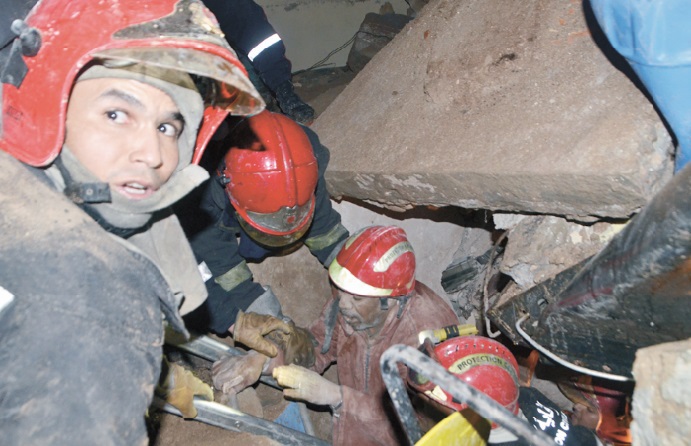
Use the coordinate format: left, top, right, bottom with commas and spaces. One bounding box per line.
396, 295, 410, 318
53, 154, 150, 237
379, 298, 389, 311
50, 146, 209, 237
379, 295, 410, 318
55, 158, 112, 205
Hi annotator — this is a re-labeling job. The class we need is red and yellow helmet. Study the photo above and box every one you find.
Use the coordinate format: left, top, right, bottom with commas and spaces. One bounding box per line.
222, 110, 318, 247
410, 335, 521, 426
329, 225, 416, 297
1, 0, 264, 167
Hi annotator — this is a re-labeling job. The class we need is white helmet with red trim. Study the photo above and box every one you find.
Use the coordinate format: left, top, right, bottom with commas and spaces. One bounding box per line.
328, 225, 416, 297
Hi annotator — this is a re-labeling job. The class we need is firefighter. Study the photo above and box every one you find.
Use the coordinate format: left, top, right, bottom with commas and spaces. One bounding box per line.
0, 0, 264, 443
211, 225, 460, 445
179, 109, 349, 359
203, 0, 316, 124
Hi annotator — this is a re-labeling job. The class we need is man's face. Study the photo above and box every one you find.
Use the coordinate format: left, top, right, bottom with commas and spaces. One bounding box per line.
571, 403, 600, 430
65, 77, 183, 200
336, 287, 390, 332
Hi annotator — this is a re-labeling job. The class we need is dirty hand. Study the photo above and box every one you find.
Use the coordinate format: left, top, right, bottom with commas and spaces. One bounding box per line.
212, 350, 268, 396
266, 321, 317, 367
273, 364, 342, 407
234, 310, 292, 357
160, 362, 214, 418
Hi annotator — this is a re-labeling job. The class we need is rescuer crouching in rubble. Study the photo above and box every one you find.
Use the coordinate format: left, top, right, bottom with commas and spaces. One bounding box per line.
178, 109, 349, 360
211, 225, 460, 445
0, 0, 264, 443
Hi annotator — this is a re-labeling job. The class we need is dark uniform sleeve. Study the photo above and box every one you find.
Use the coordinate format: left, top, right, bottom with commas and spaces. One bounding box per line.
203, 0, 292, 92
301, 125, 350, 265
177, 177, 265, 334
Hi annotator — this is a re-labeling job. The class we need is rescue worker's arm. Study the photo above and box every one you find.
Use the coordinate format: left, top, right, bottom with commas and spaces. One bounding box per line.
202, 0, 315, 124
179, 168, 296, 358
203, 0, 292, 93
301, 127, 349, 265
179, 178, 265, 334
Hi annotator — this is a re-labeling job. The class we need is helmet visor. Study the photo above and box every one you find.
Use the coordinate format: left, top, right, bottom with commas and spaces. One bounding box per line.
92, 47, 264, 115
244, 199, 314, 235
238, 211, 312, 248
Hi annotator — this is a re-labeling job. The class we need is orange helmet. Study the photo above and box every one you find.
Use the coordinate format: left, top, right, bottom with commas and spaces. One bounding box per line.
329, 225, 416, 297
409, 335, 520, 427
222, 110, 318, 247
1, 0, 264, 167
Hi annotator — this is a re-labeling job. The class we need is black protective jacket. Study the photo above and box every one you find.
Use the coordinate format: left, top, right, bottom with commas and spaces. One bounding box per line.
203, 0, 292, 92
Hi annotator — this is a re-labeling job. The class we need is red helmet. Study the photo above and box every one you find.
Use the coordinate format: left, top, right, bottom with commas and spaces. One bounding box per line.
410, 336, 520, 426
329, 225, 416, 297
222, 110, 318, 247
1, 0, 264, 167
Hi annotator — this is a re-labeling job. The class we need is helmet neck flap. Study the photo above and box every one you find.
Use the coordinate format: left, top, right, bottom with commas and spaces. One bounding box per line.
47, 146, 208, 236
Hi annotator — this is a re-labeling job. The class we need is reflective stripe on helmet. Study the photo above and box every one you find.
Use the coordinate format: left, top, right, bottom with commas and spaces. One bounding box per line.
373, 241, 414, 272
329, 259, 394, 297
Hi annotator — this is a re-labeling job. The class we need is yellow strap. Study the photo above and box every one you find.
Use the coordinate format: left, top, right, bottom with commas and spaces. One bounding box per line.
215, 260, 253, 292
305, 223, 348, 252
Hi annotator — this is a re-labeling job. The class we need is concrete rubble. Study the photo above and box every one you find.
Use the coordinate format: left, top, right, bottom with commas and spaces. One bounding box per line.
313, 0, 674, 222
158, 0, 684, 443
632, 339, 691, 445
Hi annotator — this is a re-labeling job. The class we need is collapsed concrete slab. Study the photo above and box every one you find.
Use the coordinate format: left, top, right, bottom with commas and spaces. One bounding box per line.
313, 0, 674, 221
494, 214, 624, 290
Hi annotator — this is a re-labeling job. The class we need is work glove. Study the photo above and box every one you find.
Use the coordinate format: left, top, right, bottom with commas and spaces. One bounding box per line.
275, 80, 315, 125
273, 364, 342, 407
266, 320, 317, 367
158, 362, 214, 418
212, 350, 268, 396
233, 310, 292, 357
